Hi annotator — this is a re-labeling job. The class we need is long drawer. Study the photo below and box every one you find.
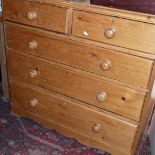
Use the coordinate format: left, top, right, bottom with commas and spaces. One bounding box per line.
8, 52, 146, 121
10, 80, 137, 152
3, 0, 70, 34
72, 10, 155, 55
6, 23, 153, 88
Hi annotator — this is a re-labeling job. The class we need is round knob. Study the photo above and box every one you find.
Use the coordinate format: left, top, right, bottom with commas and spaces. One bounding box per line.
30, 98, 38, 107
29, 70, 38, 78
27, 11, 37, 20
92, 124, 102, 133
104, 28, 116, 39
96, 92, 107, 102
29, 40, 38, 50
100, 60, 112, 71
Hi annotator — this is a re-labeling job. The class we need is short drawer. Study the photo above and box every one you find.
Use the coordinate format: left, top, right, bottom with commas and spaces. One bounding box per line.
8, 52, 146, 121
3, 0, 70, 34
72, 10, 155, 55
6, 23, 153, 88
10, 80, 137, 152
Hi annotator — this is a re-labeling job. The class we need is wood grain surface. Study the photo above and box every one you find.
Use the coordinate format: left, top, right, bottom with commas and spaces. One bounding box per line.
10, 80, 138, 153
6, 23, 153, 88
72, 10, 155, 55
3, 0, 71, 34
3, 0, 155, 154
7, 51, 146, 121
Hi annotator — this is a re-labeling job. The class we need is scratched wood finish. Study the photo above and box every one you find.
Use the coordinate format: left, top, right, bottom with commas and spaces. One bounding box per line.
6, 23, 153, 88
3, 0, 71, 34
72, 10, 155, 55
10, 80, 137, 152
7, 52, 146, 121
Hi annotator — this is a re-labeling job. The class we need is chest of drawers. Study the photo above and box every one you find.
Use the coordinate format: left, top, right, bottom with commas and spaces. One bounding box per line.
3, 0, 155, 155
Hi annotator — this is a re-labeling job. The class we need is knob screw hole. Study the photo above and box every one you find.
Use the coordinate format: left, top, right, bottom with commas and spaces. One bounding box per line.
122, 97, 126, 101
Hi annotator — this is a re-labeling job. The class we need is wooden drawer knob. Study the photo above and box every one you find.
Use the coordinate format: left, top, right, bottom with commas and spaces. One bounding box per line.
92, 124, 102, 133
104, 28, 116, 39
30, 98, 38, 107
100, 60, 112, 71
29, 40, 38, 49
27, 11, 37, 20
29, 69, 38, 78
96, 92, 107, 102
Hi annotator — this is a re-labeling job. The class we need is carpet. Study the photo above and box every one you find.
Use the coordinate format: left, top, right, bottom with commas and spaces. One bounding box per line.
0, 96, 151, 155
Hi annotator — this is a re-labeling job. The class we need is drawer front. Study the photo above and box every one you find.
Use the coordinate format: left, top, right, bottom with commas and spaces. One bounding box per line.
10, 80, 137, 152
8, 52, 146, 121
3, 0, 70, 34
6, 24, 153, 88
72, 11, 155, 55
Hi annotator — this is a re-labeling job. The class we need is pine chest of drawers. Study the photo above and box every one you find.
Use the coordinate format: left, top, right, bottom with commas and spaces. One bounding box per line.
3, 0, 155, 155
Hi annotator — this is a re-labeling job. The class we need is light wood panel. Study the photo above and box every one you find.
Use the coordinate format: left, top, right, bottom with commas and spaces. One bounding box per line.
7, 52, 146, 121
5, 21, 155, 60
19, 0, 155, 24
12, 105, 133, 155
10, 80, 137, 153
3, 0, 71, 34
131, 63, 155, 155
5, 23, 153, 88
72, 10, 155, 55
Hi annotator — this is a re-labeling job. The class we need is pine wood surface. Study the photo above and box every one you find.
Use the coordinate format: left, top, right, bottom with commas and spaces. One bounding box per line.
24, 0, 155, 24
72, 10, 155, 55
10, 80, 137, 152
5, 23, 153, 88
3, 0, 155, 154
131, 63, 155, 155
5, 21, 155, 60
8, 51, 146, 121
3, 0, 71, 34
12, 105, 132, 155
7, 48, 150, 93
